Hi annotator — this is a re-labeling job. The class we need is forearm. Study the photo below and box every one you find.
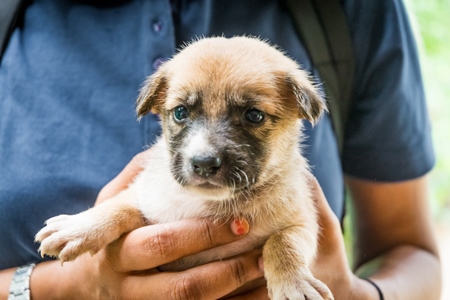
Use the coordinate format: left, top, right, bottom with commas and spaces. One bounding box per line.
0, 268, 15, 300
357, 245, 442, 300
0, 261, 84, 300
29, 260, 80, 300
345, 176, 442, 299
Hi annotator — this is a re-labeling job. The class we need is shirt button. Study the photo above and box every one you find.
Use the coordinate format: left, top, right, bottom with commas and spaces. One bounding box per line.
152, 57, 166, 70
152, 20, 163, 33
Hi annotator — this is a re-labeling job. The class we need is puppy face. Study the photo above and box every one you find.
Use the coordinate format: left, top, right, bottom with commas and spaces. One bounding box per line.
137, 37, 326, 200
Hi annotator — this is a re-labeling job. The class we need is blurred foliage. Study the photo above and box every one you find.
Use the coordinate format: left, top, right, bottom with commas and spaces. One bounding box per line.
405, 0, 450, 222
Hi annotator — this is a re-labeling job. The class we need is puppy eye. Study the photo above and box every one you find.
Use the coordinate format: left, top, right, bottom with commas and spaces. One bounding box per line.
173, 105, 189, 123
245, 108, 265, 124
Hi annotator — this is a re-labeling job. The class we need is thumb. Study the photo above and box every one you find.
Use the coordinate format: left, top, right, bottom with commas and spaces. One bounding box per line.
96, 149, 152, 204
308, 175, 345, 253
308, 176, 340, 228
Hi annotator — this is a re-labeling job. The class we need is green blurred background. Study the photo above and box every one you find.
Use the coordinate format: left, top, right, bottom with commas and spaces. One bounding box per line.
406, 0, 450, 297
406, 0, 450, 223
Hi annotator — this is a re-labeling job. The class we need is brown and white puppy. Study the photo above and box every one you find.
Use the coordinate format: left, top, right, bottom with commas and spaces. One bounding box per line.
36, 36, 333, 300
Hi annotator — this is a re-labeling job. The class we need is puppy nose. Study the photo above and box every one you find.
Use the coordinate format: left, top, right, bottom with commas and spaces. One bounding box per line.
191, 155, 222, 177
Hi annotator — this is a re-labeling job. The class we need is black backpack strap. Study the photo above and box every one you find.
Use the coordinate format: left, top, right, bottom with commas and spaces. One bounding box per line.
283, 0, 355, 155
0, 0, 28, 63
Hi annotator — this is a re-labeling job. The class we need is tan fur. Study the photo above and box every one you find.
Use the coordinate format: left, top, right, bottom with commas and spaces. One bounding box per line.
36, 37, 333, 300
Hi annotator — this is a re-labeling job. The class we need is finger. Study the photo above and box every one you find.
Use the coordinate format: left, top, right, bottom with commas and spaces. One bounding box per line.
225, 285, 269, 300
308, 175, 346, 264
96, 150, 152, 203
220, 277, 266, 299
106, 218, 250, 272
309, 176, 349, 281
123, 250, 264, 300
308, 176, 340, 228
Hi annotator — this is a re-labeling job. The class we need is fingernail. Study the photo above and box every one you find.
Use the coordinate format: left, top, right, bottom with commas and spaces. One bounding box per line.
230, 218, 249, 235
258, 256, 264, 271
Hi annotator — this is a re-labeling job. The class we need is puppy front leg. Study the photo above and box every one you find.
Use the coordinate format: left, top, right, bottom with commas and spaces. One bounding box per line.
35, 190, 144, 263
263, 225, 334, 300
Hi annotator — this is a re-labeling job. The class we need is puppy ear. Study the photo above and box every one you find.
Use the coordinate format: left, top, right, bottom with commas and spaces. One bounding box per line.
136, 68, 167, 119
285, 70, 328, 125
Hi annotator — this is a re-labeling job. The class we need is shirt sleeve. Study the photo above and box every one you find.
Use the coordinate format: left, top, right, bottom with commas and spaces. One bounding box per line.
341, 0, 435, 181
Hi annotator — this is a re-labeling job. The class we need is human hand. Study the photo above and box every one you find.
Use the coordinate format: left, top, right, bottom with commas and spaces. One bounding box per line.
29, 150, 264, 300
30, 217, 263, 299
224, 176, 381, 300
95, 151, 377, 300
309, 176, 380, 300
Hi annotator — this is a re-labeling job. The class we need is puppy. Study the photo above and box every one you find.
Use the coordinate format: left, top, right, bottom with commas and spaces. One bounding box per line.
36, 36, 333, 300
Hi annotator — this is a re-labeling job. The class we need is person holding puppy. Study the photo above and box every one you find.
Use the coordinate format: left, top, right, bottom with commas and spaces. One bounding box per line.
0, 0, 441, 299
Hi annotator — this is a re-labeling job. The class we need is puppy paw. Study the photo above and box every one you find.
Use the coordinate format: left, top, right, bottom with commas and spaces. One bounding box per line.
267, 270, 333, 300
35, 212, 109, 263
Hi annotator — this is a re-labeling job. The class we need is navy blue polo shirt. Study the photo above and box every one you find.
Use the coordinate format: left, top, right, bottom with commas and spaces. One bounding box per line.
0, 0, 434, 269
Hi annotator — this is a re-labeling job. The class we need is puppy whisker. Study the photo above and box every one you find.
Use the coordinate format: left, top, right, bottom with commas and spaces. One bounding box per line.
240, 169, 250, 188
228, 143, 252, 149
232, 170, 243, 184
235, 159, 248, 166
